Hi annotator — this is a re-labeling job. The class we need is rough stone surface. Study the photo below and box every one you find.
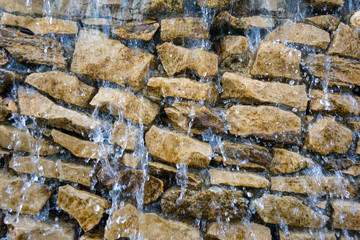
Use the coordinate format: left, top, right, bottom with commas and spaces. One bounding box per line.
240, 16, 275, 29
0, 170, 53, 215
260, 0, 286, 12
305, 116, 353, 155
25, 71, 96, 108
0, 148, 9, 159
331, 200, 360, 231
111, 121, 139, 151
306, 15, 340, 31
122, 153, 141, 168
113, 20, 159, 41
9, 156, 92, 187
279, 230, 336, 240
57, 185, 110, 232
342, 164, 360, 177
309, 0, 343, 9
210, 169, 269, 188
220, 35, 249, 70
0, 98, 18, 121
146, 0, 183, 16
251, 41, 302, 81
328, 23, 360, 60
350, 11, 360, 28
211, 11, 244, 31
195, 0, 234, 9
90, 87, 159, 125
0, 69, 21, 94
145, 126, 212, 168
79, 231, 104, 240
161, 187, 248, 220
0, 48, 8, 66
213, 156, 267, 170
254, 194, 329, 228
269, 148, 313, 174
70, 29, 156, 91
221, 72, 307, 111
156, 42, 218, 77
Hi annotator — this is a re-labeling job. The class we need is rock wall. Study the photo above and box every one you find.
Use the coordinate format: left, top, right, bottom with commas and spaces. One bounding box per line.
0, 0, 360, 239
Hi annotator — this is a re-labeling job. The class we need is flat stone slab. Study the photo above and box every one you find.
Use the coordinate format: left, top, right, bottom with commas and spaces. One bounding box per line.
306, 15, 340, 31
328, 23, 360, 60
331, 200, 360, 231
269, 148, 313, 174
210, 169, 269, 188
279, 230, 336, 240
111, 121, 139, 151
113, 20, 159, 41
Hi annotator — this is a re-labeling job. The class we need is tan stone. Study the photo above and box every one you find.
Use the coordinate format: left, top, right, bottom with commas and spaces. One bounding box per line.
206, 220, 272, 240
306, 15, 340, 31
111, 121, 139, 151
269, 148, 313, 174
226, 105, 302, 144
70, 29, 156, 91
0, 170, 53, 215
145, 126, 212, 168
328, 23, 360, 60
79, 231, 103, 240
220, 35, 248, 60
279, 230, 336, 240
251, 41, 302, 81
0, 98, 18, 121
254, 194, 329, 228
18, 87, 105, 135
210, 169, 269, 188
221, 72, 307, 111
309, 0, 343, 10
342, 164, 360, 177
156, 42, 218, 77
240, 16, 275, 29
57, 185, 110, 232
350, 11, 360, 28
0, 27, 66, 69
315, 201, 327, 210
146, 0, 183, 16
213, 156, 267, 170
123, 153, 141, 168
357, 140, 360, 155
114, 20, 159, 41
348, 121, 360, 132
90, 87, 159, 125
211, 11, 243, 31
195, 0, 235, 9
0, 69, 21, 94
0, 48, 8, 66
161, 187, 248, 220
0, 0, 45, 15
260, 0, 286, 12
82, 18, 111, 26
25, 71, 96, 108
331, 200, 360, 230
305, 116, 352, 155
5, 215, 76, 240
9, 156, 92, 187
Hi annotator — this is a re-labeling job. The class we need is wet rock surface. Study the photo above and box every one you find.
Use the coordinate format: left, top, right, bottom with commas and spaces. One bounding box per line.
113, 20, 159, 41
328, 23, 360, 60
306, 14, 340, 31
210, 169, 269, 188
331, 200, 360, 230
269, 148, 313, 174
279, 230, 336, 240
111, 121, 139, 151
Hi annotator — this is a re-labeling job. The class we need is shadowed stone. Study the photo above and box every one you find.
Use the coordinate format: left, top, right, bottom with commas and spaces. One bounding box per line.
113, 20, 159, 41
0, 69, 21, 94
328, 23, 360, 60
220, 35, 249, 70
213, 156, 267, 170
79, 230, 104, 240
331, 200, 360, 231
145, 0, 183, 16
260, 0, 286, 12
269, 148, 313, 174
210, 169, 269, 188
306, 15, 340, 31
342, 164, 360, 177
0, 98, 18, 121
309, 0, 343, 9
0, 48, 8, 66
0, 148, 9, 159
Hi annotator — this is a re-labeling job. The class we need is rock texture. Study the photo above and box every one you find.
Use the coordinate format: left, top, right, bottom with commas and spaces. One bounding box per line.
279, 230, 336, 240
219, 35, 249, 70
111, 121, 139, 151
331, 200, 360, 230
0, 98, 18, 121
269, 148, 313, 174
113, 20, 160, 41
306, 15, 340, 31
0, 69, 21, 94
328, 23, 360, 60
210, 169, 269, 188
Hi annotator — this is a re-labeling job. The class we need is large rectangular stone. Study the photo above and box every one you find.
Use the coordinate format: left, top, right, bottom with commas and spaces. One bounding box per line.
331, 200, 360, 231
210, 169, 269, 188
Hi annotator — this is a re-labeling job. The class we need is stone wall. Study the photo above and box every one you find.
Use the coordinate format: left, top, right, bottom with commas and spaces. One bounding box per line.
0, 0, 360, 239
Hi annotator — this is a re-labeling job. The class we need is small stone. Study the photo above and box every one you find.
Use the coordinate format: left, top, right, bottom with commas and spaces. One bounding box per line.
305, 116, 353, 155
309, 0, 343, 9
0, 48, 8, 66
161, 187, 248, 220
81, 18, 111, 26
306, 15, 340, 31
331, 200, 360, 231
279, 230, 336, 240
239, 15, 275, 29
0, 0, 45, 15
156, 42, 218, 77
122, 153, 141, 168
328, 23, 360, 60
254, 194, 329, 228
57, 185, 110, 232
213, 156, 267, 170
90, 87, 159, 125
145, 126, 212, 168
350, 11, 360, 28
111, 121, 139, 151
79, 230, 104, 240
342, 165, 360, 177
315, 201, 327, 210
146, 0, 183, 16
220, 35, 249, 70
211, 11, 244, 31
260, 0, 286, 12
195, 0, 234, 9
0, 148, 9, 159
0, 69, 21, 94
323, 157, 353, 171
0, 98, 18, 121
251, 41, 302, 81
113, 20, 159, 41
356, 140, 360, 155
269, 148, 313, 174
348, 121, 360, 132
210, 169, 269, 188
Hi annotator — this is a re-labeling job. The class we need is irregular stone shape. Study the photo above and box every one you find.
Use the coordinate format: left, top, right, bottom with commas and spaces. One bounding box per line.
105, 203, 200, 240
305, 116, 352, 155
279, 230, 336, 240
310, 90, 360, 115
0, 0, 45, 15
226, 105, 302, 145
79, 231, 104, 240
0, 98, 18, 121
113, 20, 159, 41
240, 16, 275, 29
309, 0, 343, 9
57, 185, 110, 232
0, 12, 78, 35
51, 129, 109, 159
25, 71, 96, 108
220, 35, 248, 60
251, 41, 302, 81
331, 200, 360, 230
145, 0, 183, 16
0, 27, 66, 69
160, 17, 209, 42
195, 0, 234, 9
9, 156, 92, 187
267, 20, 330, 49
211, 11, 244, 31
90, 87, 159, 125
271, 176, 357, 198
350, 11, 360, 28
0, 125, 60, 155
328, 23, 360, 60
0, 170, 53, 215
221, 72, 307, 111
0, 148, 9, 159
165, 101, 224, 135
206, 220, 272, 240
82, 18, 111, 26
254, 194, 329, 228
269, 148, 313, 174
70, 29, 156, 91
5, 215, 76, 240
111, 121, 139, 151
161, 187, 248, 220
349, 121, 360, 132
0, 48, 8, 66
18, 87, 105, 135
260, 0, 286, 12
213, 156, 267, 170
156, 42, 218, 77
323, 157, 353, 171
209, 169, 269, 188
0, 69, 21, 94
122, 153, 141, 168
145, 126, 212, 168
342, 165, 360, 177
147, 77, 217, 103
306, 15, 340, 31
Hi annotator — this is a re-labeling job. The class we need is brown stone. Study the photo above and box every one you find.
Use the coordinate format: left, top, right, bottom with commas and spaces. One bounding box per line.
9, 156, 92, 187
0, 69, 21, 94
306, 15, 340, 31
195, 0, 234, 9
156, 42, 218, 77
0, 27, 66, 69
90, 87, 159, 125
279, 230, 336, 240
165, 101, 224, 135
212, 11, 243, 31
269, 148, 313, 174
18, 87, 105, 136
328, 23, 360, 60
331, 200, 360, 231
0, 98, 18, 121
348, 121, 360, 132
350, 11, 360, 28
251, 41, 302, 81
0, 0, 45, 15
145, 126, 212, 168
260, 0, 286, 12
210, 169, 269, 188
254, 194, 329, 228
145, 0, 183, 16
113, 20, 159, 41
213, 156, 267, 170
357, 140, 360, 155
220, 35, 249, 70
0, 48, 8, 66
206, 220, 272, 240
342, 165, 360, 177
56, 185, 110, 232
240, 16, 275, 29
0, 148, 9, 159
111, 121, 139, 151
226, 105, 302, 145
305, 116, 353, 155
309, 0, 343, 9
70, 29, 156, 91
122, 153, 141, 168
0, 125, 60, 155
79, 230, 104, 240
25, 71, 96, 108
221, 72, 307, 111
323, 157, 353, 171
0, 170, 53, 215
